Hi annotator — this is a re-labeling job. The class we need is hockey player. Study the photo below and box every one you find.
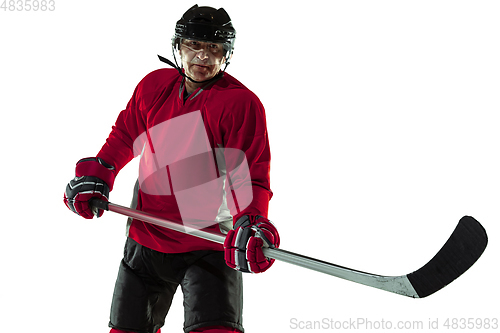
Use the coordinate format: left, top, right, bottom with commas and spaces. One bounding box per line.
64, 4, 279, 333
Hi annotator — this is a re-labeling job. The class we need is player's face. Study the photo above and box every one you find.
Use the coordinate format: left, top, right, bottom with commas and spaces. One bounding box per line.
180, 39, 226, 82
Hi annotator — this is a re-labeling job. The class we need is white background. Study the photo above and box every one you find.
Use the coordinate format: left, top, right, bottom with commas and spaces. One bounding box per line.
1, 1, 499, 332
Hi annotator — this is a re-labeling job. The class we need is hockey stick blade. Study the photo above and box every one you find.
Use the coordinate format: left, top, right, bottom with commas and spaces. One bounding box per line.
90, 199, 487, 298
406, 216, 488, 297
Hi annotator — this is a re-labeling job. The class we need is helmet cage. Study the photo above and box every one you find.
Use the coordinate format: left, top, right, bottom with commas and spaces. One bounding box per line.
172, 22, 235, 61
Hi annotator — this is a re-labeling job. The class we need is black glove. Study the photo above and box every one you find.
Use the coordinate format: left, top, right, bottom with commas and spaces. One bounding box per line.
63, 157, 115, 219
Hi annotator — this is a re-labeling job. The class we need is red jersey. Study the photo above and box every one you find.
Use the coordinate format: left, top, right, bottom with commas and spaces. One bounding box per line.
97, 69, 272, 253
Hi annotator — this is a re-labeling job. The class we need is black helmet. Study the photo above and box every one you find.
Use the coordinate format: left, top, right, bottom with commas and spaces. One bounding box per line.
158, 5, 236, 83
173, 5, 236, 60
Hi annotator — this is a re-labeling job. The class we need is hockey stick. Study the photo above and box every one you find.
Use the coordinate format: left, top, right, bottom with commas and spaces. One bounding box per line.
90, 199, 487, 298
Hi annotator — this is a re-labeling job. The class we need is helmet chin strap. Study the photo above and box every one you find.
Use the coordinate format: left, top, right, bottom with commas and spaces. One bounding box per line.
157, 54, 226, 84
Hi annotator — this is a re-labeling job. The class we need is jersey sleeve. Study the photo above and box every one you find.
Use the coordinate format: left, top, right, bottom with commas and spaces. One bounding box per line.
220, 90, 273, 221
96, 70, 171, 175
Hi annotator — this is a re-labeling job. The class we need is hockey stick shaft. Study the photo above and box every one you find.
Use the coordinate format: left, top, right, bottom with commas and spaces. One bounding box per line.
98, 199, 227, 244
90, 199, 418, 296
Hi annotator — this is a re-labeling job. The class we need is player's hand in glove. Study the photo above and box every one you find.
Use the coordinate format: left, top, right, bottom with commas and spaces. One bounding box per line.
224, 215, 280, 273
64, 157, 116, 219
